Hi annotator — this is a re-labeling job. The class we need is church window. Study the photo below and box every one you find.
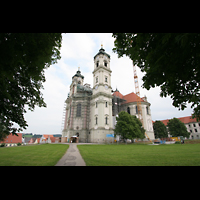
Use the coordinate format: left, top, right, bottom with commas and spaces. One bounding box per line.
146, 106, 149, 115
76, 103, 81, 117
105, 77, 107, 82
96, 77, 98, 83
127, 107, 130, 114
69, 106, 72, 117
104, 61, 107, 67
106, 102, 107, 107
136, 106, 138, 114
96, 102, 98, 108
96, 117, 98, 125
105, 117, 108, 124
96, 61, 99, 67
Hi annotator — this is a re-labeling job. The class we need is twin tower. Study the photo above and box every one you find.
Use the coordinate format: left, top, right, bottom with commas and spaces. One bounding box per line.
62, 45, 114, 143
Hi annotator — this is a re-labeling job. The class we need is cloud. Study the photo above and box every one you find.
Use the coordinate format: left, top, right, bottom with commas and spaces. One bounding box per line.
61, 33, 95, 60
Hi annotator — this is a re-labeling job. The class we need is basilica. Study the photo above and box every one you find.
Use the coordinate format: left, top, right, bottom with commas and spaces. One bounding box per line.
62, 45, 155, 143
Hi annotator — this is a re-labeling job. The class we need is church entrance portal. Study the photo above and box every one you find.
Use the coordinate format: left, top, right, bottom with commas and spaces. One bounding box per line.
70, 135, 79, 143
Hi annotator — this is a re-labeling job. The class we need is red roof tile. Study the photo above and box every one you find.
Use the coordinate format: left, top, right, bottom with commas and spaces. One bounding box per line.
112, 91, 124, 99
123, 92, 144, 104
43, 134, 54, 139
0, 133, 22, 143
155, 116, 197, 126
112, 91, 144, 104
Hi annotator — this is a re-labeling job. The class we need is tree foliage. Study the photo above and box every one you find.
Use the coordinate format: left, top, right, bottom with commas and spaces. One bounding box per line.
0, 33, 62, 140
112, 33, 200, 121
114, 111, 145, 141
167, 117, 190, 138
153, 120, 168, 139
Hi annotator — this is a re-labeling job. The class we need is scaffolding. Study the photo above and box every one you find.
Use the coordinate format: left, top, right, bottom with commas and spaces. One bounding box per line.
62, 83, 92, 143
61, 101, 66, 133
112, 91, 126, 116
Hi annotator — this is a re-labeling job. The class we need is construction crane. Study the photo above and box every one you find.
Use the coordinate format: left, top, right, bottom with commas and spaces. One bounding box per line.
133, 62, 152, 143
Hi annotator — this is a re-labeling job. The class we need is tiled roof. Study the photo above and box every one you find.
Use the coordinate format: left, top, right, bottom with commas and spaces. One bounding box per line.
123, 92, 144, 104
43, 134, 54, 139
157, 116, 197, 126
112, 90, 144, 104
0, 133, 22, 143
112, 91, 124, 99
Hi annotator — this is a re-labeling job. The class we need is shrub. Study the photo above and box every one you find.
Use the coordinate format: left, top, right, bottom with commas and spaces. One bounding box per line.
175, 141, 181, 144
0, 143, 5, 147
17, 143, 21, 146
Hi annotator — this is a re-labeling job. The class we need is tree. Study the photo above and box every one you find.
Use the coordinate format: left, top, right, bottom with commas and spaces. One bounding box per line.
167, 118, 190, 138
0, 33, 62, 141
112, 33, 200, 121
114, 111, 145, 142
153, 120, 168, 139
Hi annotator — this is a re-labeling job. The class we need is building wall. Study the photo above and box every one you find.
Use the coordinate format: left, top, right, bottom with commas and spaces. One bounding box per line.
185, 122, 200, 139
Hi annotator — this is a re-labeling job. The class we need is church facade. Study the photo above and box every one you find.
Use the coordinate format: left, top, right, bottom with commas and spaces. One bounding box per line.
62, 46, 155, 143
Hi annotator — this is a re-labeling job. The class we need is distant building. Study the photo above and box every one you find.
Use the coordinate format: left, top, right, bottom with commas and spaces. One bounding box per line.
159, 116, 199, 139
0, 133, 22, 144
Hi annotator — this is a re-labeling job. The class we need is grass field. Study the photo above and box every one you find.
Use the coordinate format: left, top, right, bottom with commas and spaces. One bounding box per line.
77, 143, 200, 166
0, 144, 69, 166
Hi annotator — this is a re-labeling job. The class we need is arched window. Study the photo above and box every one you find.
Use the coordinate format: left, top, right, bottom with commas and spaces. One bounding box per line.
136, 106, 138, 114
105, 102, 107, 107
146, 106, 149, 115
76, 103, 81, 117
96, 61, 99, 67
127, 107, 130, 114
104, 61, 107, 67
105, 117, 108, 124
96, 117, 98, 125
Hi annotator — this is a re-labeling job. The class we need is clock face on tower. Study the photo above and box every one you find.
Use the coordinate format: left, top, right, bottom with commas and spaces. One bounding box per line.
95, 85, 98, 90
105, 85, 108, 90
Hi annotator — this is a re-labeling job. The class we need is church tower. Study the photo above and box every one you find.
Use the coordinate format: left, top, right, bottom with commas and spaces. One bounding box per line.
89, 45, 114, 143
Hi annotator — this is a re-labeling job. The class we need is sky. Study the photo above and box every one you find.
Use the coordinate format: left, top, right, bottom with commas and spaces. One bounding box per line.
19, 33, 193, 135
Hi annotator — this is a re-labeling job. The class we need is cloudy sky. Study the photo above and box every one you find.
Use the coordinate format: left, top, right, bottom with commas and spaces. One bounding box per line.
20, 33, 193, 134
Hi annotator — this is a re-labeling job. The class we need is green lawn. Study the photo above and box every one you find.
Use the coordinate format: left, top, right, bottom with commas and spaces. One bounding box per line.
0, 144, 69, 166
77, 143, 200, 166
